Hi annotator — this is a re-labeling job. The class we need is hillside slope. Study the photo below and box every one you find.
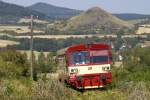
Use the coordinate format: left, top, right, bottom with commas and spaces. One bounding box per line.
28, 2, 81, 19
0, 1, 46, 23
63, 7, 134, 31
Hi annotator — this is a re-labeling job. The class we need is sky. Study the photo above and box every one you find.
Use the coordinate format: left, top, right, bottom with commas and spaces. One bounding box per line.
3, 0, 150, 14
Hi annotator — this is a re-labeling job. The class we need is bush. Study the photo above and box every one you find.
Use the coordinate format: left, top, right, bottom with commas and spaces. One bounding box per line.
0, 49, 29, 78
123, 47, 150, 72
37, 52, 57, 73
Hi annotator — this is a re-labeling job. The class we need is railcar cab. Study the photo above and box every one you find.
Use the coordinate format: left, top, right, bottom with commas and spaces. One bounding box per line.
64, 44, 112, 89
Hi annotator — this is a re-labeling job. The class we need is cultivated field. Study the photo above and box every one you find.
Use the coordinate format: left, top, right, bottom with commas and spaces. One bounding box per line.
13, 34, 148, 39
127, 18, 148, 24
18, 18, 49, 24
137, 26, 150, 34
15, 34, 117, 39
0, 40, 19, 48
0, 25, 44, 34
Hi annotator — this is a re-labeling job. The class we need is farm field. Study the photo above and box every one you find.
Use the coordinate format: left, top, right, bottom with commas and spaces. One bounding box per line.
127, 18, 148, 24
15, 34, 96, 39
13, 34, 117, 39
18, 18, 49, 24
0, 25, 44, 34
136, 26, 150, 34
0, 40, 19, 47
12, 34, 148, 39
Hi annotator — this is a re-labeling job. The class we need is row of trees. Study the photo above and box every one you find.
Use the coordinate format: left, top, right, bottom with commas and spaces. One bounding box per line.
6, 35, 148, 52
8, 37, 109, 51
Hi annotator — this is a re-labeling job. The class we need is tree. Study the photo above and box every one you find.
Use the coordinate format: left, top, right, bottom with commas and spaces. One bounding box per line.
37, 52, 57, 73
123, 47, 150, 72
37, 52, 46, 73
0, 49, 30, 78
46, 52, 57, 73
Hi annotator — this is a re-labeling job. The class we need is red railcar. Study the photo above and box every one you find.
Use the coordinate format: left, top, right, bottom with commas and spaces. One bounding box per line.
57, 43, 112, 89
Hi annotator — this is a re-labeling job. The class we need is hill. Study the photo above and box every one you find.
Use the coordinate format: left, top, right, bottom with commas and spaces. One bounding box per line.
62, 7, 134, 32
0, 1, 46, 23
114, 13, 150, 20
28, 2, 81, 19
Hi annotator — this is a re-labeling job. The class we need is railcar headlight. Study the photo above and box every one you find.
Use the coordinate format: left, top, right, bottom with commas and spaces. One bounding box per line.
71, 68, 79, 73
102, 66, 110, 71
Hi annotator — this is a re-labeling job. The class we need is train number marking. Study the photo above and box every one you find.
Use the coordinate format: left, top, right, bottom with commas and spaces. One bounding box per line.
88, 67, 92, 70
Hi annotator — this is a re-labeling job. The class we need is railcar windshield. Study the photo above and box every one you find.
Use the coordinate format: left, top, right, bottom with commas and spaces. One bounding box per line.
90, 49, 108, 64
70, 51, 88, 65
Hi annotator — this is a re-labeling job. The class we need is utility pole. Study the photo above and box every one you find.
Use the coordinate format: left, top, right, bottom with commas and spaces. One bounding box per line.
30, 15, 34, 81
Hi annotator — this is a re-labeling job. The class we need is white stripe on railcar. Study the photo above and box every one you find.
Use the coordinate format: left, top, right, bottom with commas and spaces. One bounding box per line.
68, 64, 110, 75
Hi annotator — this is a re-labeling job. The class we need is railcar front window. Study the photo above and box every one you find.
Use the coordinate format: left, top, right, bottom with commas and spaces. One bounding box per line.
90, 50, 108, 64
70, 51, 88, 65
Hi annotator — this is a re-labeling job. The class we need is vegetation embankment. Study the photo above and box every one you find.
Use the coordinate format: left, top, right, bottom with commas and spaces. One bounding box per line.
0, 47, 149, 99
0, 49, 55, 99
33, 47, 150, 100
0, 49, 31, 99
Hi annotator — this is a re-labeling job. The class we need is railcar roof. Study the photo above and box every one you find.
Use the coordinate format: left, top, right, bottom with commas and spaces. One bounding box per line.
57, 43, 109, 56
67, 43, 109, 51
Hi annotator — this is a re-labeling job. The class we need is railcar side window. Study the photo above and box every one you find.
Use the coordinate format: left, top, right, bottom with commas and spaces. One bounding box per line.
90, 50, 108, 64
70, 51, 88, 65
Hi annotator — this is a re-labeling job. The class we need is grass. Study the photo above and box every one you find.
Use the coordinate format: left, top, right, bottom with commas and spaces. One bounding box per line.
0, 78, 32, 99
0, 67, 149, 100
32, 78, 125, 100
31, 66, 150, 100
0, 49, 149, 99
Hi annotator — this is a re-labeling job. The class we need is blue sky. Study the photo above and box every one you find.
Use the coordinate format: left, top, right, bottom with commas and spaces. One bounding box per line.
4, 0, 150, 14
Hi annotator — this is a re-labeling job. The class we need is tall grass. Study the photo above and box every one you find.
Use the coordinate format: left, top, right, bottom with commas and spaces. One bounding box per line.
32, 79, 77, 100
32, 77, 126, 100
